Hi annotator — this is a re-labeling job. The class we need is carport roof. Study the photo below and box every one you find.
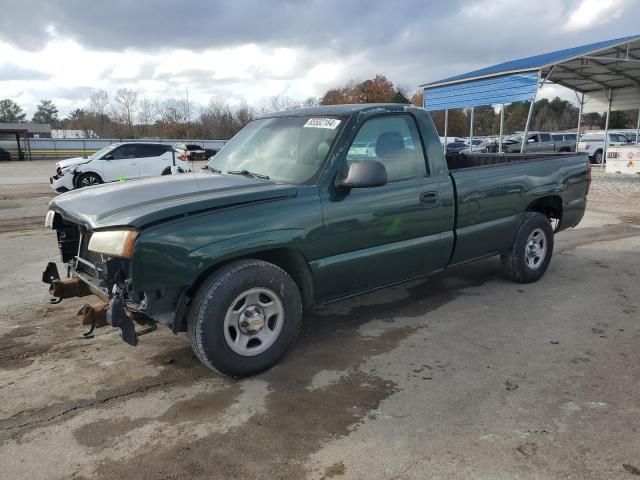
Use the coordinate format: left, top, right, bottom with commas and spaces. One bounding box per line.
422, 35, 640, 93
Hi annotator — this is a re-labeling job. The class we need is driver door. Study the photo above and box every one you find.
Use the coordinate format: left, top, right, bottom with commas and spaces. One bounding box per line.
101, 144, 141, 182
318, 113, 454, 300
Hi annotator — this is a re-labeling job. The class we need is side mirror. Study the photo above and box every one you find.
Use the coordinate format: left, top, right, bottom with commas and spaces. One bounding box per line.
528, 138, 536, 143
104, 154, 114, 160
336, 160, 387, 189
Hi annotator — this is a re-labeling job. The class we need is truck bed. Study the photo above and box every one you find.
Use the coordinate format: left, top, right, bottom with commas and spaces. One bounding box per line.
445, 152, 589, 266
445, 152, 578, 171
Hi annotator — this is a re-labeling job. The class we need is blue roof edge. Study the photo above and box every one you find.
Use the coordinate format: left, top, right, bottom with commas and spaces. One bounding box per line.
422, 34, 640, 89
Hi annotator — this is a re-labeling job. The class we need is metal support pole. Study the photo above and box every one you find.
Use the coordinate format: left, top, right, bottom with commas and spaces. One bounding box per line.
575, 92, 584, 152
521, 71, 541, 153
443, 109, 448, 154
469, 107, 474, 151
498, 104, 505, 154
635, 107, 640, 144
602, 89, 612, 167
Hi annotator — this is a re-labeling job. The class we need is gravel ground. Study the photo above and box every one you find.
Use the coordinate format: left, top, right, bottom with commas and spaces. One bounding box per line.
1, 160, 639, 479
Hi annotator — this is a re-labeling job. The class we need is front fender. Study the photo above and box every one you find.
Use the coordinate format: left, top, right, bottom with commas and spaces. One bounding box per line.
131, 228, 308, 292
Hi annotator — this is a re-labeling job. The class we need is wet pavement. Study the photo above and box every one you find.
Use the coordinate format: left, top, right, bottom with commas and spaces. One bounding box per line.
1, 161, 639, 479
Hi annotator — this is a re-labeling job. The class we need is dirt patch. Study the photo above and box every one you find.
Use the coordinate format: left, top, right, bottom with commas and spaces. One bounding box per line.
159, 385, 241, 424
0, 216, 44, 233
73, 417, 152, 449
323, 461, 346, 478
0, 326, 47, 370
94, 370, 396, 480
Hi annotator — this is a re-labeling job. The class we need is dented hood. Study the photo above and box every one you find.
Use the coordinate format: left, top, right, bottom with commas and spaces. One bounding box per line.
49, 172, 298, 230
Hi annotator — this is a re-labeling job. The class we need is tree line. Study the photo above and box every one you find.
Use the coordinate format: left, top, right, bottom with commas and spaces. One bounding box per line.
1, 74, 638, 140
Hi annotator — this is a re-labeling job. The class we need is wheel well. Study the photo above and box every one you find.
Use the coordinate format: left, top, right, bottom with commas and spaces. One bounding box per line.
73, 171, 101, 188
187, 248, 315, 311
526, 196, 562, 230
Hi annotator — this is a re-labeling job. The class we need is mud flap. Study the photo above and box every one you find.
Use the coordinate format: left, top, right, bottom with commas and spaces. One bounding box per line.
107, 289, 137, 346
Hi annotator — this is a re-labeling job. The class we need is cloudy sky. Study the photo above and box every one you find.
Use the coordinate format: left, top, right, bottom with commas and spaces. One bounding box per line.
0, 0, 638, 117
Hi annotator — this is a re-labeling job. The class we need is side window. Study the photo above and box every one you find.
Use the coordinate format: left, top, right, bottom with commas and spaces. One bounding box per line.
140, 144, 167, 157
346, 115, 427, 182
111, 144, 139, 160
539, 133, 551, 142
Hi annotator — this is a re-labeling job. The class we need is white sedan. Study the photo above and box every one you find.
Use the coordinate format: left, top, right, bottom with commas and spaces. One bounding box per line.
50, 142, 190, 192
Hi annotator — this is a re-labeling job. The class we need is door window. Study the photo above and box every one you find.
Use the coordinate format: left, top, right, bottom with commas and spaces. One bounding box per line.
111, 144, 140, 160
137, 144, 167, 157
539, 133, 551, 142
346, 115, 427, 182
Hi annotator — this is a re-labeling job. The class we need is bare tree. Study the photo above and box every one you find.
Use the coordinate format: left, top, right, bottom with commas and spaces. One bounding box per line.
113, 88, 138, 136
89, 90, 109, 116
137, 96, 155, 136
89, 89, 110, 136
200, 97, 254, 139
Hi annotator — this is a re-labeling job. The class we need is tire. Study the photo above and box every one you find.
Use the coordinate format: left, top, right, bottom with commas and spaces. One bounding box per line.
187, 259, 302, 378
500, 212, 554, 283
592, 149, 603, 164
76, 172, 102, 188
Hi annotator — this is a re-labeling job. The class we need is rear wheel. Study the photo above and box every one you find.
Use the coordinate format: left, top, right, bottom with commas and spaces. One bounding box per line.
76, 172, 102, 188
592, 149, 603, 164
187, 259, 302, 378
501, 212, 554, 283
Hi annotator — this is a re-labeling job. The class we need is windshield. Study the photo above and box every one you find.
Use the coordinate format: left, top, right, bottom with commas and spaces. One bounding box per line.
207, 116, 342, 184
89, 145, 116, 160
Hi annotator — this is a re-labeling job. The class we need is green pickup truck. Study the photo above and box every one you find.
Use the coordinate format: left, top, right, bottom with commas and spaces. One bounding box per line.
43, 104, 590, 377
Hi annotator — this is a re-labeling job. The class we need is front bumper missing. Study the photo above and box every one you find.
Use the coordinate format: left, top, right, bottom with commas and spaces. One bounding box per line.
42, 261, 152, 346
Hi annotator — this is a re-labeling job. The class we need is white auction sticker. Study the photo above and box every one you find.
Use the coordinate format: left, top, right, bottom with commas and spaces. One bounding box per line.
303, 118, 341, 129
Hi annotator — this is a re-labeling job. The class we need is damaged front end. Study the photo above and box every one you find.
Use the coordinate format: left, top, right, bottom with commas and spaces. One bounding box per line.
42, 211, 156, 346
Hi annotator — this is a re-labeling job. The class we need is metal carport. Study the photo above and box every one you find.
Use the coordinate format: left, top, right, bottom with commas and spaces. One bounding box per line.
421, 34, 640, 162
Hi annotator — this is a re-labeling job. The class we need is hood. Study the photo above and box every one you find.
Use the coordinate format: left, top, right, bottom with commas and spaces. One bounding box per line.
49, 173, 298, 230
57, 156, 90, 170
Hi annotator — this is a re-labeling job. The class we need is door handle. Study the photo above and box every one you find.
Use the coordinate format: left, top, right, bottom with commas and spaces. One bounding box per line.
420, 191, 439, 207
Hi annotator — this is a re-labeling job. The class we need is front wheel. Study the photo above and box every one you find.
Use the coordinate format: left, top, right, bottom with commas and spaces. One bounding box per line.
501, 212, 554, 283
187, 259, 302, 378
76, 172, 103, 188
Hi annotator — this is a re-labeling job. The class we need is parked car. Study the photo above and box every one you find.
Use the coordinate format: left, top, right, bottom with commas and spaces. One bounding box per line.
49, 142, 190, 192
446, 141, 468, 153
577, 132, 631, 164
42, 104, 589, 377
461, 139, 496, 154
503, 132, 574, 153
174, 143, 219, 161
551, 132, 578, 152
0, 147, 11, 161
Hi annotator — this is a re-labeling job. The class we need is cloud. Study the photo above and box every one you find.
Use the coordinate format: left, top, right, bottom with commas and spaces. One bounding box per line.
0, 63, 51, 81
565, 0, 630, 32
0, 0, 639, 116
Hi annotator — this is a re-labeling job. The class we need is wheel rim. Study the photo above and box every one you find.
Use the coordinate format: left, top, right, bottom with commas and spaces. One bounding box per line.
525, 228, 547, 270
595, 152, 602, 163
81, 175, 99, 187
223, 287, 284, 356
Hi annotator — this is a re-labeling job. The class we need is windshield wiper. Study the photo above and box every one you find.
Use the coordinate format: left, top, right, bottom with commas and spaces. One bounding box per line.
227, 169, 270, 180
203, 165, 222, 173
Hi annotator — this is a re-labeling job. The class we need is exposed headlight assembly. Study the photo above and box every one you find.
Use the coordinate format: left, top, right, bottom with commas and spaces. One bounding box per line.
44, 210, 56, 229
88, 229, 139, 258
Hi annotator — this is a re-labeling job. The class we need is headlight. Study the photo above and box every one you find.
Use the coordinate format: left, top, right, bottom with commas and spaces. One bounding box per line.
88, 229, 139, 257
44, 210, 56, 229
